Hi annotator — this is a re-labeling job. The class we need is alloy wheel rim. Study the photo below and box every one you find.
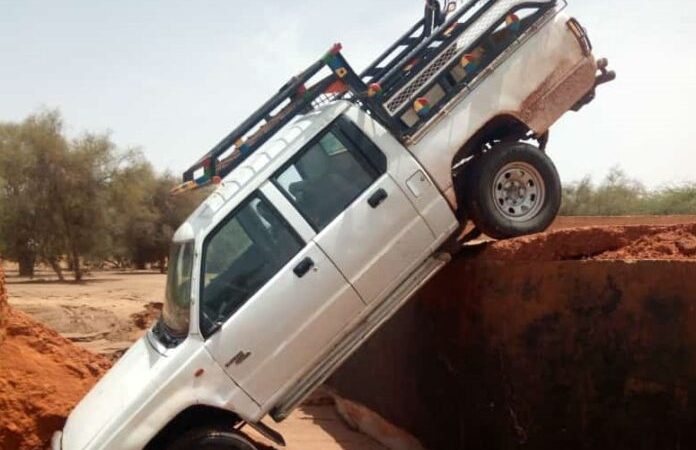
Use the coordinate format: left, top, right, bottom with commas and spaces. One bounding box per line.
491, 162, 545, 222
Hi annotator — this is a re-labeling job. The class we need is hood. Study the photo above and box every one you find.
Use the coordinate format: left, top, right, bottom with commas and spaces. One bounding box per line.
61, 336, 166, 450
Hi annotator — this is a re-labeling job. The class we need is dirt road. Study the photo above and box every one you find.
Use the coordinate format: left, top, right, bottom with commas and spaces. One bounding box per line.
6, 269, 165, 356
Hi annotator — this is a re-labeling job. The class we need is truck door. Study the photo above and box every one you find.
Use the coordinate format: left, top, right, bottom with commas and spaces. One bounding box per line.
272, 117, 436, 303
202, 191, 364, 407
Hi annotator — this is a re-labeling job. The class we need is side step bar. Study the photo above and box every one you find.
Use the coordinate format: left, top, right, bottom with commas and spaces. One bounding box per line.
270, 252, 451, 422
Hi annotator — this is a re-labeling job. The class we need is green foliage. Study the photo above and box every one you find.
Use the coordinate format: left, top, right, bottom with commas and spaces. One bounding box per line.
108, 163, 202, 271
0, 110, 68, 276
561, 167, 696, 216
0, 110, 202, 280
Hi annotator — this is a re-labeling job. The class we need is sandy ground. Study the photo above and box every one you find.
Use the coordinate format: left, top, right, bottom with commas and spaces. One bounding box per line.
248, 404, 387, 450
3, 265, 386, 450
6, 268, 165, 356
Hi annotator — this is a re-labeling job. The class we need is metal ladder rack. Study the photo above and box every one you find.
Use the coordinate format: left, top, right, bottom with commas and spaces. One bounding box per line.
176, 0, 560, 194
368, 0, 559, 137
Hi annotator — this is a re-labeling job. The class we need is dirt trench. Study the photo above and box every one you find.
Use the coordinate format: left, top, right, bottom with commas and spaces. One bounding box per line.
329, 223, 696, 450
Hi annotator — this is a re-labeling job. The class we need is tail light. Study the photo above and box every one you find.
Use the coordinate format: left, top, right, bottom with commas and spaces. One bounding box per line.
567, 18, 592, 56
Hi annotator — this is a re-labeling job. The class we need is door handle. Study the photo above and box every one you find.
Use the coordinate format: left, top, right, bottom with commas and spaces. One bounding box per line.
293, 257, 315, 278
368, 188, 388, 208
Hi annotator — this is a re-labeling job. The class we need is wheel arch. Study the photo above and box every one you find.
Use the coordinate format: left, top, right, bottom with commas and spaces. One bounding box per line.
450, 114, 544, 217
144, 405, 243, 450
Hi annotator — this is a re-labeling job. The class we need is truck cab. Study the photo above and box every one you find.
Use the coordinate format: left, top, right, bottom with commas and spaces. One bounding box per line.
53, 1, 612, 449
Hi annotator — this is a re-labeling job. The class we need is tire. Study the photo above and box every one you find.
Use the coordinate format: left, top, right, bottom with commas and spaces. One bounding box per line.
462, 141, 561, 239
166, 427, 258, 450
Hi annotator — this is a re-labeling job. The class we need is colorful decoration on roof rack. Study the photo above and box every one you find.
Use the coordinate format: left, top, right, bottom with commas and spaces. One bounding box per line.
413, 97, 431, 118
443, 23, 459, 38
293, 84, 308, 101
460, 47, 485, 76
170, 180, 197, 196
367, 83, 383, 98
404, 58, 420, 72
170, 175, 221, 197
506, 13, 521, 32
236, 139, 252, 156
325, 79, 348, 95
323, 43, 349, 78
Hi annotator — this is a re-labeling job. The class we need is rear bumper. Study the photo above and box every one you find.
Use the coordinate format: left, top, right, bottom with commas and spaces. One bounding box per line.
571, 57, 616, 112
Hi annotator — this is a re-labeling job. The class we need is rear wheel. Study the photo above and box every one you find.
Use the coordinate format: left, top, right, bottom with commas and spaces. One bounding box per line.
166, 428, 258, 450
462, 141, 561, 239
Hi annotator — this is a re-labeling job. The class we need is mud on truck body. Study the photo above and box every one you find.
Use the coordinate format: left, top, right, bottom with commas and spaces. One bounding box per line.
53, 1, 613, 449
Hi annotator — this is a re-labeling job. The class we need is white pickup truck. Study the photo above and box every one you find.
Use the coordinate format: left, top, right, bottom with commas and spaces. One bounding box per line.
53, 1, 613, 449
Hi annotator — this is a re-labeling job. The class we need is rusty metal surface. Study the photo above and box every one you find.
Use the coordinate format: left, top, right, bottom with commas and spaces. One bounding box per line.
329, 259, 696, 450
520, 57, 597, 133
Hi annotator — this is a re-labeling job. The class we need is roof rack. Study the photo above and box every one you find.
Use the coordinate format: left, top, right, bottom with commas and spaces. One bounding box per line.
174, 0, 559, 195
172, 44, 396, 195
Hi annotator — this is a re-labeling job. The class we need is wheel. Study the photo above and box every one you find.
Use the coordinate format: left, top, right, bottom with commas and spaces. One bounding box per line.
166, 427, 258, 450
462, 141, 561, 239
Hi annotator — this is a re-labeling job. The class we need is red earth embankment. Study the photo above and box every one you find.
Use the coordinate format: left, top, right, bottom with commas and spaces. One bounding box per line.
0, 264, 7, 345
331, 223, 696, 450
471, 223, 696, 261
0, 264, 111, 450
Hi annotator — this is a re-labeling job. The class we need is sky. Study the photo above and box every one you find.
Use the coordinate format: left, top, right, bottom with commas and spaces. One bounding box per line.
1, 0, 695, 188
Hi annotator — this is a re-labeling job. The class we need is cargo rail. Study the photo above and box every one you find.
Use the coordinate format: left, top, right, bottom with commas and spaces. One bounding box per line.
175, 0, 562, 195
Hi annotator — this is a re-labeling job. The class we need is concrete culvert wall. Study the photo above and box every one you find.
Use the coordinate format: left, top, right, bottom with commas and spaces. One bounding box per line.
329, 224, 696, 450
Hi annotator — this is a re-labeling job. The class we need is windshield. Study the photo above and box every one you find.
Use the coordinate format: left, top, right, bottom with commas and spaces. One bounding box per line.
162, 241, 194, 337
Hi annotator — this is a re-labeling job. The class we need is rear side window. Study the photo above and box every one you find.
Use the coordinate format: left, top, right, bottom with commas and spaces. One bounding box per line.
200, 193, 303, 337
273, 119, 386, 231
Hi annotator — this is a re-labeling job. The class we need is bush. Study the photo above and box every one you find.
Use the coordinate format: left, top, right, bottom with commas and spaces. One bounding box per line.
561, 167, 696, 216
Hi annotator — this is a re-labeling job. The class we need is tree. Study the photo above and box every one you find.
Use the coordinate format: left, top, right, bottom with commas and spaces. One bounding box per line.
108, 161, 202, 272
0, 111, 68, 277
0, 109, 214, 280
151, 174, 204, 272
49, 133, 119, 281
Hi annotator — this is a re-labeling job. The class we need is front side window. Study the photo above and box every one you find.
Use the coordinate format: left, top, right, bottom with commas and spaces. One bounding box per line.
273, 123, 384, 231
200, 193, 303, 337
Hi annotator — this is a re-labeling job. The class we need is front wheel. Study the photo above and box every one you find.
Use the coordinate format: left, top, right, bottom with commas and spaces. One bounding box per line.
462, 141, 561, 239
166, 428, 259, 450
